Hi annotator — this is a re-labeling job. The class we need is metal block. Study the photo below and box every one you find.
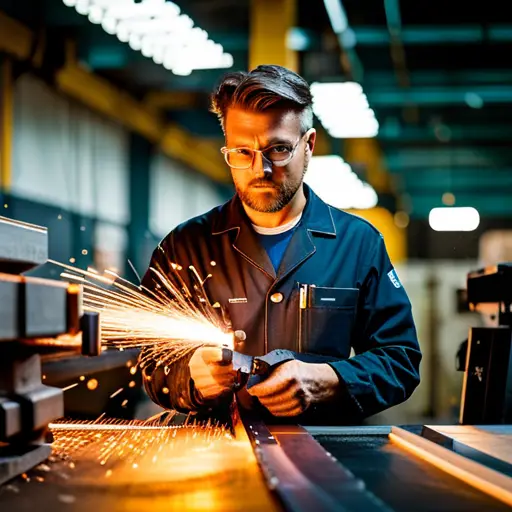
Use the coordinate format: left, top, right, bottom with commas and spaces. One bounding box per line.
0, 277, 19, 340
0, 216, 47, 273
0, 275, 71, 341
0, 398, 21, 440
19, 385, 64, 433
24, 278, 68, 337
0, 444, 51, 486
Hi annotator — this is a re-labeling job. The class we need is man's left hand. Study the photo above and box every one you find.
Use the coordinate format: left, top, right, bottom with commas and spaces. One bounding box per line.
246, 360, 340, 417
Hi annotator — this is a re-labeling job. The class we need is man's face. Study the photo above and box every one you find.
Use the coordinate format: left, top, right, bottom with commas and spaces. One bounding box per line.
224, 107, 315, 213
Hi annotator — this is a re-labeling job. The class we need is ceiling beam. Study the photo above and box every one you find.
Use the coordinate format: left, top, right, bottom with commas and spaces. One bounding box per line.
408, 194, 512, 217
385, 147, 512, 169
378, 124, 512, 142
364, 70, 512, 87
367, 86, 512, 106
396, 169, 512, 189
353, 25, 512, 45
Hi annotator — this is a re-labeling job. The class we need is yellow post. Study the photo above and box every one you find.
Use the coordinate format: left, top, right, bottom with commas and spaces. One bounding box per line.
249, 0, 297, 72
0, 57, 13, 191
344, 138, 392, 195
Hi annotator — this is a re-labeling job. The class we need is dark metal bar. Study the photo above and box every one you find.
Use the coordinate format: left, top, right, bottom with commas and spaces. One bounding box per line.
239, 410, 391, 512
41, 348, 138, 384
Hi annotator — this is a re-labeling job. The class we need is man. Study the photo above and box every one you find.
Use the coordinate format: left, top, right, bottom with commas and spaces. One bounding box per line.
141, 64, 421, 425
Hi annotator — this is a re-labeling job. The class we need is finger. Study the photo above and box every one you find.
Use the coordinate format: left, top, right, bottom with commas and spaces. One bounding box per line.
258, 385, 299, 407
264, 400, 298, 415
199, 347, 224, 364
268, 403, 304, 417
247, 368, 293, 398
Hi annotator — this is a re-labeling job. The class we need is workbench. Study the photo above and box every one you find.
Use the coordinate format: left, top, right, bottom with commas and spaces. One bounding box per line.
1, 416, 512, 512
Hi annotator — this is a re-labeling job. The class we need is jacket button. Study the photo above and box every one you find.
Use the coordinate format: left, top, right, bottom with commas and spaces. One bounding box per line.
270, 292, 284, 303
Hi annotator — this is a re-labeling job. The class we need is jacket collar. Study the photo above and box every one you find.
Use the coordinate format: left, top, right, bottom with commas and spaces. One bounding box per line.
211, 183, 337, 237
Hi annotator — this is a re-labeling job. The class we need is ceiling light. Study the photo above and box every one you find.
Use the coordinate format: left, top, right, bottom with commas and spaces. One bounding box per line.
429, 207, 480, 232
101, 16, 117, 34
63, 0, 233, 75
305, 155, 378, 209
88, 5, 103, 23
311, 82, 379, 138
75, 0, 91, 16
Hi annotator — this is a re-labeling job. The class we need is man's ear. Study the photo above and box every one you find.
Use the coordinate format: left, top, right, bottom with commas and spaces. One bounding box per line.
305, 128, 316, 154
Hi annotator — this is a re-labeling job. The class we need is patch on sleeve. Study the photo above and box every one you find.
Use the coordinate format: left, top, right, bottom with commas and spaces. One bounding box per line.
387, 268, 402, 288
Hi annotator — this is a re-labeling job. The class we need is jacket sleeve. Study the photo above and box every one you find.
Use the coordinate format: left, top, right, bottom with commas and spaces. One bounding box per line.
139, 232, 222, 414
327, 233, 422, 420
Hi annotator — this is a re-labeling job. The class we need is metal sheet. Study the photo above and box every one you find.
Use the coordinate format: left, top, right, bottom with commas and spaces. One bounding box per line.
0, 419, 280, 512
313, 432, 511, 511
241, 413, 391, 512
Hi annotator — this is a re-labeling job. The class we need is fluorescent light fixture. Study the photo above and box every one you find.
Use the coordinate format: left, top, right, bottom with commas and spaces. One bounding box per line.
304, 155, 378, 210
310, 82, 379, 138
323, 0, 348, 34
429, 207, 480, 232
64, 0, 233, 75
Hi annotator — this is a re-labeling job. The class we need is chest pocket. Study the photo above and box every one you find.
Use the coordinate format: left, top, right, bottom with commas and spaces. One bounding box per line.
298, 285, 359, 358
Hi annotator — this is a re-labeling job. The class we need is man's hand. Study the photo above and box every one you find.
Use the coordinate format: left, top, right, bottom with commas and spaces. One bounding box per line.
188, 347, 234, 401
247, 360, 340, 417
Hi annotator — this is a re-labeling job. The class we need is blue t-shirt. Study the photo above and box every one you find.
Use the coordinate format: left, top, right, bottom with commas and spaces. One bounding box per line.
256, 226, 298, 271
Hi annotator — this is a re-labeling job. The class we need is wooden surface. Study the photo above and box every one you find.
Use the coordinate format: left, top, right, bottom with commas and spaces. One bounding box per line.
427, 425, 512, 466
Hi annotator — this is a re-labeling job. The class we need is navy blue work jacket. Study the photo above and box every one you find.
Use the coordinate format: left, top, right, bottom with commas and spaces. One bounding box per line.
142, 185, 421, 425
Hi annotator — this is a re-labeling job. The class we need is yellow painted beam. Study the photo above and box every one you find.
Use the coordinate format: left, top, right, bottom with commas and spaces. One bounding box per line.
344, 138, 392, 194
56, 62, 162, 142
161, 127, 230, 183
0, 14, 229, 184
143, 90, 202, 111
0, 12, 33, 60
249, 0, 297, 71
56, 63, 229, 183
346, 206, 406, 264
0, 58, 13, 191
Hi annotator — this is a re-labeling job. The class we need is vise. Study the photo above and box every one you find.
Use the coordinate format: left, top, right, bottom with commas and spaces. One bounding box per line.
0, 216, 100, 485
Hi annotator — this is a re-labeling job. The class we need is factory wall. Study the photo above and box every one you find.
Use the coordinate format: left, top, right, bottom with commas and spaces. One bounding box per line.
2, 72, 230, 281
149, 151, 229, 240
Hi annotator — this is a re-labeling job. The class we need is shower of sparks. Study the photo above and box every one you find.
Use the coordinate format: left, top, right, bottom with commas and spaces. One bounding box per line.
109, 388, 123, 399
48, 251, 234, 382
47, 415, 236, 484
61, 383, 79, 392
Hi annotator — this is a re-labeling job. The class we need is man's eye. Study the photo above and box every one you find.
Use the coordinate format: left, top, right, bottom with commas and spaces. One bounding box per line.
269, 145, 291, 154
235, 148, 252, 156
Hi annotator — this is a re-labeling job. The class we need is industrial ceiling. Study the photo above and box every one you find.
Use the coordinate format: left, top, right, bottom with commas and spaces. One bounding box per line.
3, 0, 512, 225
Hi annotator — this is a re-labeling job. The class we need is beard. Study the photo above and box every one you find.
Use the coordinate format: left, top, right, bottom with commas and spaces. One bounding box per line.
236, 178, 300, 213
235, 157, 309, 213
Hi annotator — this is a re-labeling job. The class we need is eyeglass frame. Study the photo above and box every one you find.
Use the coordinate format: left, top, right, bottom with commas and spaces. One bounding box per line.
220, 130, 311, 170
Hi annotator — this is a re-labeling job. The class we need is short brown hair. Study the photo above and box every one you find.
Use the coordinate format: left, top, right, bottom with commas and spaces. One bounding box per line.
210, 64, 314, 133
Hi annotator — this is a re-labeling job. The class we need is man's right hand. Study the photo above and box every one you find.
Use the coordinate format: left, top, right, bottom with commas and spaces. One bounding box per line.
188, 347, 234, 401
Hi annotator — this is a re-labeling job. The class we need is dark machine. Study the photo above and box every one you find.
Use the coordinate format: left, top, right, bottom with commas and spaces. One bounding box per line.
459, 263, 512, 424
0, 215, 108, 485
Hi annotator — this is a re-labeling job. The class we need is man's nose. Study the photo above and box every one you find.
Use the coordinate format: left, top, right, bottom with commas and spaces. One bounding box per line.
253, 152, 273, 176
